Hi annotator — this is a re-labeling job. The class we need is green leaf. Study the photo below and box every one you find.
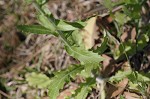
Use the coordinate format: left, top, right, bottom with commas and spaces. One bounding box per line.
114, 34, 149, 60
123, 3, 142, 19
114, 41, 136, 60
114, 12, 130, 25
34, 3, 103, 76
26, 72, 51, 89
36, 0, 47, 5
65, 46, 104, 75
124, 0, 138, 4
17, 25, 58, 36
109, 70, 132, 82
109, 70, 150, 83
103, 0, 113, 10
64, 30, 84, 47
25, 0, 33, 4
94, 37, 108, 54
127, 71, 150, 93
74, 78, 95, 99
36, 3, 85, 32
71, 30, 84, 46
57, 20, 85, 31
57, 20, 77, 31
102, 0, 125, 9
120, 95, 125, 99
48, 65, 84, 99
137, 34, 149, 51
130, 71, 150, 82
37, 13, 56, 32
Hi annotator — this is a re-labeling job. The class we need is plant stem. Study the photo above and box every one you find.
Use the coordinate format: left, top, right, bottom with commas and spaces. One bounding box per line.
33, 2, 71, 47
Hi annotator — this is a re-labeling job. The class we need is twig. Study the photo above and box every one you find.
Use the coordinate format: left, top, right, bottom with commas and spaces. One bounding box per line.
84, 5, 123, 18
0, 90, 12, 99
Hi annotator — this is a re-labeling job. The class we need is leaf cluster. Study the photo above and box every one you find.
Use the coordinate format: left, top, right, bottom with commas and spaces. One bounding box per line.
20, 1, 104, 98
19, 0, 150, 98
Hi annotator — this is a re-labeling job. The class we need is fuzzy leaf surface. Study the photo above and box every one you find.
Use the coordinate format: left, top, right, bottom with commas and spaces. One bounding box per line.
17, 25, 57, 36
109, 70, 150, 94
48, 65, 84, 99
56, 20, 85, 31
36, 0, 47, 5
109, 70, 150, 83
26, 72, 51, 89
35, 4, 85, 33
94, 37, 108, 54
109, 70, 132, 82
74, 78, 95, 99
65, 46, 104, 75
37, 13, 56, 32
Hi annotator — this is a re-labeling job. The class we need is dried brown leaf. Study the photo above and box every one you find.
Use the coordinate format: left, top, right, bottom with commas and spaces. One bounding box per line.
81, 16, 98, 49
111, 78, 128, 98
124, 91, 141, 99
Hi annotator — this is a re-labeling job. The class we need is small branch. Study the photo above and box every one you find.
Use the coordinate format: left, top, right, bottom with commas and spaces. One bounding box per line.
84, 5, 123, 18
0, 90, 11, 99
